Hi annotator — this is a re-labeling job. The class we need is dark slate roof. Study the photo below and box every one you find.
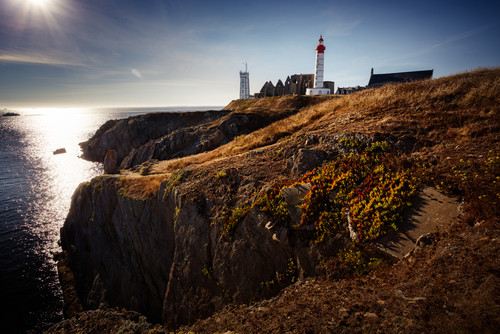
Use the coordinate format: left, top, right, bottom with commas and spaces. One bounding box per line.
368, 70, 433, 87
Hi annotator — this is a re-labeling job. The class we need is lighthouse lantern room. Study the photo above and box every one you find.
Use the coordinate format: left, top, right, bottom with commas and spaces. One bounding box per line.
306, 35, 331, 95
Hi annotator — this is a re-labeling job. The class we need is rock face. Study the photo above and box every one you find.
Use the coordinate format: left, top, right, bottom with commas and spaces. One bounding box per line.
80, 111, 228, 166
61, 177, 175, 322
373, 186, 461, 259
80, 109, 297, 170
103, 150, 117, 174
60, 175, 346, 328
288, 149, 328, 176
119, 112, 273, 169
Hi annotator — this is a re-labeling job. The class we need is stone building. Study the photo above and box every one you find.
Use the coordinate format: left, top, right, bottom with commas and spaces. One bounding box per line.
255, 74, 334, 98
336, 86, 366, 95
367, 68, 433, 88
336, 68, 433, 95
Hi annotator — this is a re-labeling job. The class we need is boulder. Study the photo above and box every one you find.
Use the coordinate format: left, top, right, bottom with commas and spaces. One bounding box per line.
104, 150, 118, 174
289, 149, 327, 176
281, 183, 312, 225
53, 148, 67, 155
373, 187, 461, 259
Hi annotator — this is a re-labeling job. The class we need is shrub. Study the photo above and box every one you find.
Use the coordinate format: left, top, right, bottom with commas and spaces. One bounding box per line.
215, 171, 228, 179
220, 204, 252, 236
253, 144, 418, 244
324, 248, 385, 278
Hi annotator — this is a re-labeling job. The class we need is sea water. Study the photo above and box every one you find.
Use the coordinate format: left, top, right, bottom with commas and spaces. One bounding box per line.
0, 106, 220, 333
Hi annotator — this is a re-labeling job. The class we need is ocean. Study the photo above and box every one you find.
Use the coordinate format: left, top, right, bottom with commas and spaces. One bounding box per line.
0, 106, 221, 333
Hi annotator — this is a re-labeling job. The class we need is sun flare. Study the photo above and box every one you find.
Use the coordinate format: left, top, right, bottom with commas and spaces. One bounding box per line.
28, 0, 54, 9
30, 0, 49, 5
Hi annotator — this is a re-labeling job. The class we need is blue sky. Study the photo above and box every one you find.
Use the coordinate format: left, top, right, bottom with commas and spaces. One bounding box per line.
0, 0, 499, 108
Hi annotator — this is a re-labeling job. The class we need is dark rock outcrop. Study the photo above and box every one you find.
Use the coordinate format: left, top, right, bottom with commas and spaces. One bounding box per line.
81, 108, 299, 170
80, 111, 228, 166
103, 150, 117, 174
2, 112, 20, 117
120, 112, 274, 169
288, 149, 328, 176
53, 148, 67, 155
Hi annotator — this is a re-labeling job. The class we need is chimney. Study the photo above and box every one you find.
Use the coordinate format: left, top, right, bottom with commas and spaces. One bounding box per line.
371, 68, 374, 76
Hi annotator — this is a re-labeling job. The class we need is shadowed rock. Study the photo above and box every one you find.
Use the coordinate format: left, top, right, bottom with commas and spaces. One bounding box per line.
104, 150, 118, 174
289, 149, 328, 176
373, 187, 461, 259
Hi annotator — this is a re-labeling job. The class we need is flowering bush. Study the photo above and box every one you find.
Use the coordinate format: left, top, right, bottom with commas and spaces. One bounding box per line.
256, 143, 418, 244
300, 151, 417, 243
220, 204, 252, 237
254, 180, 293, 224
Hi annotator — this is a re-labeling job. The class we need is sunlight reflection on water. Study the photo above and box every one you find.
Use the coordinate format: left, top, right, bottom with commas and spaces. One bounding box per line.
0, 108, 104, 332
21, 108, 103, 252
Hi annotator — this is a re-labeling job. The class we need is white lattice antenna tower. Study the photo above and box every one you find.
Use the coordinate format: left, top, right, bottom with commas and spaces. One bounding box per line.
239, 63, 250, 99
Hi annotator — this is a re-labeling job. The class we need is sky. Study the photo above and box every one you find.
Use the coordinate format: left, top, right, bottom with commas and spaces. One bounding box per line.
0, 0, 499, 108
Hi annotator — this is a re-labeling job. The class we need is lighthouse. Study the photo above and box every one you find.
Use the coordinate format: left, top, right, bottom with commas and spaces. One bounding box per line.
306, 35, 331, 95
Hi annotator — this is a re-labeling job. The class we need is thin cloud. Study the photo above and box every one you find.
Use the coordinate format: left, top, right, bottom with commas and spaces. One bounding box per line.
131, 69, 143, 79
414, 24, 497, 57
324, 19, 362, 37
373, 23, 498, 67
0, 52, 85, 66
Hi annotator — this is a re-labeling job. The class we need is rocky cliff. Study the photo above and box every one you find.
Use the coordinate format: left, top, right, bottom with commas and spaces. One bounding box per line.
61, 96, 343, 328
79, 110, 228, 165
80, 95, 319, 170
54, 69, 500, 333
60, 148, 349, 328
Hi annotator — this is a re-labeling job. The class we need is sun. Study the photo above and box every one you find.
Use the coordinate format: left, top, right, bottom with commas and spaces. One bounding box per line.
28, 0, 52, 7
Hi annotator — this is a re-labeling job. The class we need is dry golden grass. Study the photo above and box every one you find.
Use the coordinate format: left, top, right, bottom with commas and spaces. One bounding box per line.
151, 109, 325, 173
223, 94, 334, 114
118, 174, 167, 200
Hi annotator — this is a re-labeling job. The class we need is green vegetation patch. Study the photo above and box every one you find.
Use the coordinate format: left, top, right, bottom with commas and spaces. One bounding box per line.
218, 141, 418, 247
254, 180, 293, 225
220, 204, 252, 237
320, 248, 386, 279
163, 171, 185, 196
256, 142, 419, 244
259, 258, 298, 291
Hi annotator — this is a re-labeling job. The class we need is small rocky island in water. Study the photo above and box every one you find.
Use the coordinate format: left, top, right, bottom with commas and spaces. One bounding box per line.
2, 111, 20, 117
47, 69, 500, 333
53, 148, 67, 155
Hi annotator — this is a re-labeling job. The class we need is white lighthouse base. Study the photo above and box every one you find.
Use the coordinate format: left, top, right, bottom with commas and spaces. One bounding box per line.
306, 88, 330, 95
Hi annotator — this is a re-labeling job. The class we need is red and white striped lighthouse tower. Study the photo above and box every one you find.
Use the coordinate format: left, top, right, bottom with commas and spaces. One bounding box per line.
306, 35, 330, 95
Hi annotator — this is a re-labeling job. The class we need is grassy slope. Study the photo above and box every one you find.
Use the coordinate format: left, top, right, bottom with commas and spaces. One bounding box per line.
109, 69, 499, 332
165, 68, 499, 332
